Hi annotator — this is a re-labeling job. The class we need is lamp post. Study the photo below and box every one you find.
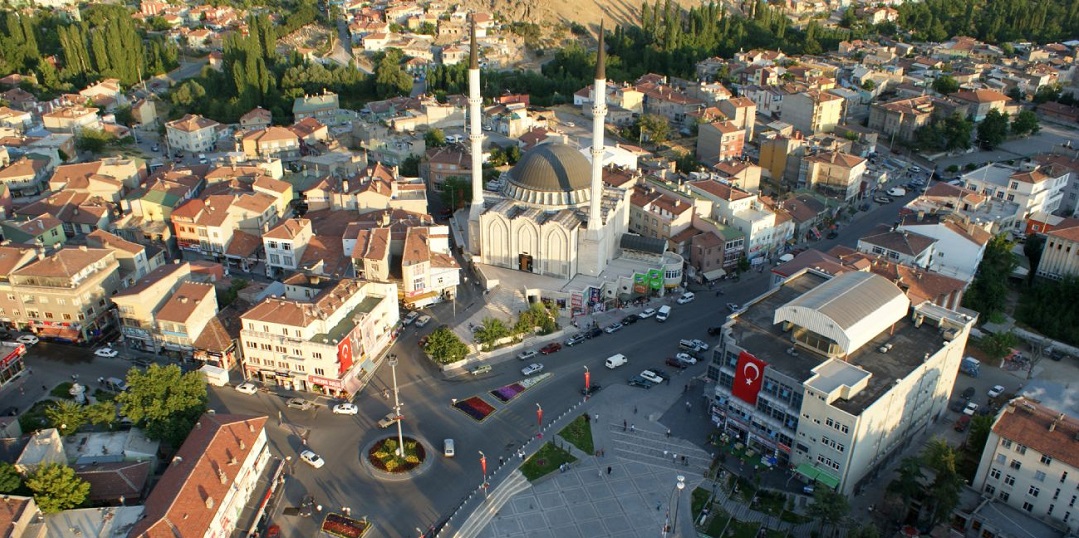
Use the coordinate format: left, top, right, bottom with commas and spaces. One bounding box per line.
535, 403, 543, 439
478, 450, 488, 498
583, 366, 590, 395
662, 475, 686, 538
388, 355, 404, 457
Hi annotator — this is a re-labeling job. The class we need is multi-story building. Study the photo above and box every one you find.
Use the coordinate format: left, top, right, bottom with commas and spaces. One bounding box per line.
867, 95, 935, 143
696, 121, 745, 165
422, 145, 471, 189
112, 263, 193, 353
1036, 217, 1079, 279
240, 126, 301, 162
800, 151, 868, 202
0, 156, 51, 197
131, 413, 269, 538
713, 161, 763, 194
154, 281, 218, 356
718, 97, 756, 141
263, 218, 312, 276
86, 229, 155, 284
780, 90, 844, 135
240, 278, 399, 396
708, 269, 975, 494
629, 185, 695, 243
972, 398, 1079, 534
950, 89, 1013, 122
688, 180, 779, 260
897, 213, 992, 284
10, 246, 121, 343
961, 163, 1069, 233
292, 91, 340, 124
41, 105, 101, 133
166, 114, 220, 154
401, 226, 460, 309
239, 107, 272, 131
856, 224, 938, 268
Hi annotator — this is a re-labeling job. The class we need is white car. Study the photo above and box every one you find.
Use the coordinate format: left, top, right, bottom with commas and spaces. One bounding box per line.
16, 335, 38, 346
235, 382, 258, 395
333, 403, 358, 415
517, 350, 538, 361
988, 385, 1005, 398
639, 370, 664, 384
638, 308, 657, 319
604, 322, 624, 334
402, 311, 420, 325
675, 353, 698, 365
689, 339, 709, 351
414, 315, 432, 328
521, 363, 544, 376
676, 292, 695, 304
94, 347, 119, 358
963, 402, 979, 416
300, 450, 325, 469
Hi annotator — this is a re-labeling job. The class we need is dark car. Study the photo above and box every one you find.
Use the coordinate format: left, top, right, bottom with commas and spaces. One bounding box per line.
651, 368, 671, 380
961, 387, 976, 399
565, 333, 587, 346
627, 376, 654, 389
949, 399, 967, 413
539, 342, 562, 355
826, 230, 839, 240
584, 327, 603, 339
3, 406, 16, 416
581, 384, 603, 396
707, 326, 723, 336
622, 315, 639, 325
666, 357, 689, 369
954, 415, 971, 432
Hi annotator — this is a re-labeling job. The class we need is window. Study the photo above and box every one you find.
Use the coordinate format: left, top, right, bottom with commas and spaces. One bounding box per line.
1016, 444, 1027, 455
281, 243, 292, 251
996, 454, 1007, 464
1002, 440, 1013, 448
1049, 504, 1055, 515
1023, 502, 1034, 512
283, 256, 293, 266
269, 254, 280, 264
1011, 460, 1022, 470
268, 241, 278, 249
1062, 472, 1069, 483
984, 484, 996, 496
1055, 488, 1061, 500
990, 468, 1001, 479
999, 492, 1010, 502
1005, 475, 1016, 486
1071, 495, 1077, 508
1030, 486, 1041, 497
44, 312, 53, 319
314, 368, 325, 376
312, 352, 322, 360
1042, 454, 1053, 465
1035, 471, 1047, 482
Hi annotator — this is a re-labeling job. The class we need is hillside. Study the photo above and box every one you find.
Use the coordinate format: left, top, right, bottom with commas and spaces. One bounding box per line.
457, 0, 705, 31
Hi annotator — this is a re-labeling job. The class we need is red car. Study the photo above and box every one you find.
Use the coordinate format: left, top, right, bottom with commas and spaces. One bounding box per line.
665, 357, 689, 369
539, 343, 562, 355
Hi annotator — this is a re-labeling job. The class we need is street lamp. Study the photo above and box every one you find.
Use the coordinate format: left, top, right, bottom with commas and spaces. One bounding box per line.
535, 403, 543, 439
583, 366, 590, 395
479, 450, 488, 498
388, 355, 405, 457
662, 475, 686, 538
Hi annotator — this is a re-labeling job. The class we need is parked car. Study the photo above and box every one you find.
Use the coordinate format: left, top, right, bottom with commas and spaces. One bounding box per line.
15, 335, 38, 346
954, 415, 971, 432
418, 335, 429, 348
584, 327, 603, 339
468, 364, 492, 376
726, 303, 741, 313
581, 384, 603, 396
988, 385, 1005, 398
666, 357, 689, 369
332, 403, 358, 415
826, 230, 839, 240
707, 326, 723, 336
443, 439, 455, 457
622, 315, 639, 325
565, 333, 587, 346
299, 450, 325, 469
402, 311, 420, 325
539, 343, 562, 355
286, 398, 313, 411
949, 399, 967, 413
675, 353, 697, 365
235, 382, 258, 395
638, 308, 657, 319
963, 402, 979, 416
627, 376, 654, 389
94, 347, 119, 358
414, 315, 432, 328
517, 350, 538, 361
604, 322, 624, 334
377, 412, 401, 429
689, 339, 709, 351
676, 292, 695, 304
639, 370, 664, 384
961, 387, 976, 399
521, 363, 544, 376
873, 195, 893, 204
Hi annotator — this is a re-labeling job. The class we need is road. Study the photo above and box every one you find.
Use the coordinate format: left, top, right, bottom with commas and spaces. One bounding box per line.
932, 121, 1079, 171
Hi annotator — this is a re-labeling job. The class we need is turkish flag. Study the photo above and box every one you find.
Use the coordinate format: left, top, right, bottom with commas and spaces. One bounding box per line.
731, 351, 767, 405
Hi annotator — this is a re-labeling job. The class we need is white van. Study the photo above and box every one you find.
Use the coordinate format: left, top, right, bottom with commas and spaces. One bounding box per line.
604, 354, 628, 369
656, 305, 672, 322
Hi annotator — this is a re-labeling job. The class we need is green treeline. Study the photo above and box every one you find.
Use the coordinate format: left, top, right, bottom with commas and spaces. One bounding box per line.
896, 0, 1079, 44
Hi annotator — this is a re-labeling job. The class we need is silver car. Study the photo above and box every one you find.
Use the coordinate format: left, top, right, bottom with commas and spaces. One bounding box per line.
521, 363, 544, 376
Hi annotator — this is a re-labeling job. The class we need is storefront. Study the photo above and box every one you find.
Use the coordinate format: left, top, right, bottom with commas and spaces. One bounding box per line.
0, 344, 25, 387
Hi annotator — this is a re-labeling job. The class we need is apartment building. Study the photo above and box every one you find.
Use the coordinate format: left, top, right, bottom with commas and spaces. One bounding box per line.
42, 105, 101, 133
629, 185, 695, 243
801, 151, 868, 202
1036, 218, 1079, 279
972, 398, 1079, 534
401, 226, 460, 309
166, 114, 220, 154
867, 96, 935, 143
688, 180, 779, 261
0, 156, 51, 197
172, 193, 282, 257
86, 229, 156, 284
855, 224, 938, 268
713, 161, 763, 194
112, 262, 193, 353
240, 278, 399, 396
897, 213, 992, 284
708, 270, 975, 494
781, 91, 844, 135
963, 163, 1070, 231
263, 218, 313, 276
240, 126, 301, 162
9, 246, 121, 343
155, 281, 217, 356
718, 97, 756, 141
696, 121, 745, 165
239, 107, 272, 131
292, 91, 340, 124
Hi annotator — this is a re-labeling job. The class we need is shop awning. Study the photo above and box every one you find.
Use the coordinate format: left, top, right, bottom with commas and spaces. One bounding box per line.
815, 471, 840, 489
702, 269, 726, 281
794, 463, 821, 481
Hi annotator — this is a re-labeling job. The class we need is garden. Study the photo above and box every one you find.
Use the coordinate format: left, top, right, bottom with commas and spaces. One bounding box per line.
320, 513, 370, 538
366, 437, 425, 473
519, 442, 576, 481
557, 414, 594, 455
452, 396, 497, 422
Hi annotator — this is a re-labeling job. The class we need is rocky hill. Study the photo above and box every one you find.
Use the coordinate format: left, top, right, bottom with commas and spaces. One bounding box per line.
457, 0, 705, 30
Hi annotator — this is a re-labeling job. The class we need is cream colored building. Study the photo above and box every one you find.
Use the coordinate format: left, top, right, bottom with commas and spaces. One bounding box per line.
154, 281, 218, 355
1036, 218, 1079, 279
166, 114, 220, 153
401, 226, 459, 309
240, 278, 399, 396
801, 151, 868, 202
263, 218, 312, 275
112, 263, 194, 353
708, 270, 975, 494
42, 105, 101, 133
240, 126, 300, 161
780, 90, 844, 135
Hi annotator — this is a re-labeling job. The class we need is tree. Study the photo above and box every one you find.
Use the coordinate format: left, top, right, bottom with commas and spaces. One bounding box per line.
424, 326, 469, 364
981, 331, 1020, 360
1023, 234, 1046, 284
475, 317, 511, 350
75, 128, 117, 153
1016, 276, 1079, 346
0, 462, 21, 494
861, 79, 876, 91
45, 400, 86, 436
886, 457, 926, 514
976, 109, 1010, 149
1010, 110, 1040, 137
806, 487, 849, 536
967, 415, 994, 455
116, 364, 208, 447
374, 49, 412, 99
113, 106, 135, 127
26, 463, 90, 513
85, 401, 118, 426
1006, 86, 1025, 102
637, 113, 669, 145
440, 176, 472, 210
921, 439, 964, 526
399, 155, 421, 177
424, 128, 446, 148
932, 75, 960, 95
1033, 83, 1062, 104
962, 234, 1016, 318
675, 151, 699, 174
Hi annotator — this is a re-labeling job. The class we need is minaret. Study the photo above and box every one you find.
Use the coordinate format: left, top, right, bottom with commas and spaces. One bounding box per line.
466, 17, 484, 254
587, 23, 607, 231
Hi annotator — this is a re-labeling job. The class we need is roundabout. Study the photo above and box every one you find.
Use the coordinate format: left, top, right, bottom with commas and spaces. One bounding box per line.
362, 435, 434, 481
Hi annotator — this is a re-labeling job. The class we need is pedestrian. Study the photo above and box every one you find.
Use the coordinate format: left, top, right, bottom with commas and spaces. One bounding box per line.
666, 377, 670, 385
499, 457, 504, 466
685, 401, 691, 413
684, 384, 689, 393
41, 384, 46, 392
607, 466, 612, 475
633, 405, 638, 414
630, 424, 636, 433
594, 413, 599, 423
623, 419, 627, 431
666, 429, 671, 438
672, 452, 677, 463
682, 455, 688, 466
18, 386, 23, 395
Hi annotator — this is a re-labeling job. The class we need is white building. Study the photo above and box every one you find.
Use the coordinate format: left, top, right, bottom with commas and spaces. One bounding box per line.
262, 218, 312, 276
688, 179, 781, 261
961, 163, 1069, 233
972, 398, 1079, 534
165, 114, 220, 154
709, 270, 976, 494
856, 224, 937, 268
897, 213, 993, 284
1036, 218, 1079, 279
401, 226, 460, 309
240, 278, 399, 397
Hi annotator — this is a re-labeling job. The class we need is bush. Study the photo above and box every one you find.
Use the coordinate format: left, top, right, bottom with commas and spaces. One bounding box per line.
424, 327, 469, 364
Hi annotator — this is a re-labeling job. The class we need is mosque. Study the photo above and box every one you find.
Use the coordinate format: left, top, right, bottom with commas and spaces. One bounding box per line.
457, 20, 684, 313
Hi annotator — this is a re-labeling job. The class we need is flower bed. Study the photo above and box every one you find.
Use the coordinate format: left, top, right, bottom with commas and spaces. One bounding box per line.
367, 436, 426, 473
453, 396, 496, 422
321, 513, 370, 538
490, 383, 526, 403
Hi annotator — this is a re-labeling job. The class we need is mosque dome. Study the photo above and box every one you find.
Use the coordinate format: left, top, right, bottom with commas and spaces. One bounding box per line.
502, 143, 593, 208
